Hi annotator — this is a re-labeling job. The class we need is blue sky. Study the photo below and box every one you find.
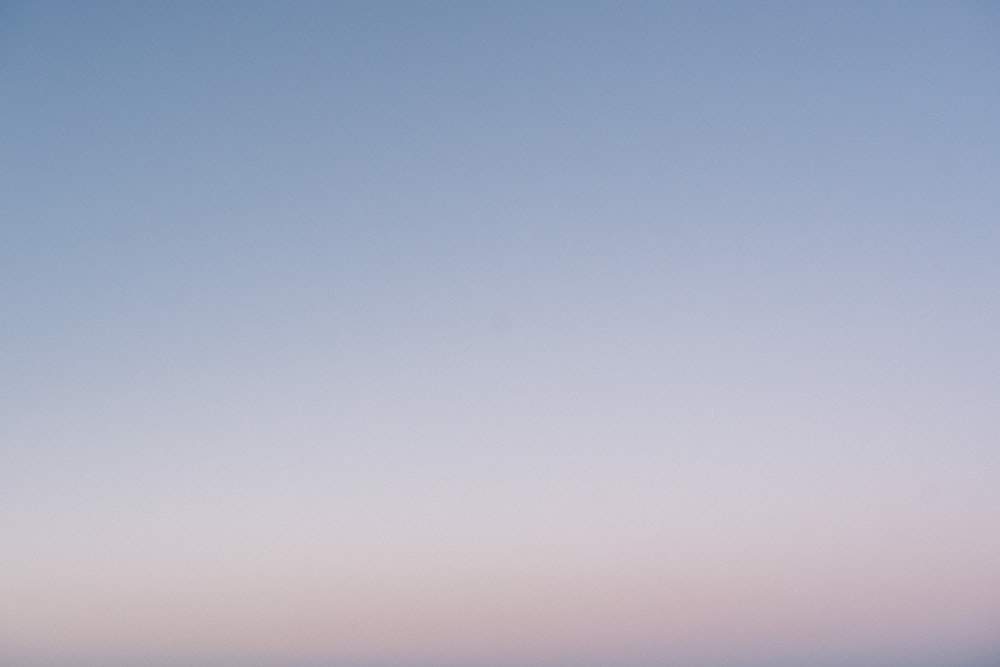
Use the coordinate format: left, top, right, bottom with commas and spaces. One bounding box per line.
2, 2, 999, 666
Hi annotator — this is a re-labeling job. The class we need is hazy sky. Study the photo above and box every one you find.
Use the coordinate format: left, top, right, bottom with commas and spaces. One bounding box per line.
2, 2, 999, 666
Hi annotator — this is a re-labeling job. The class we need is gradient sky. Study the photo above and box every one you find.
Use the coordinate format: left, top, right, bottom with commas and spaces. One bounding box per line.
2, 2, 1000, 666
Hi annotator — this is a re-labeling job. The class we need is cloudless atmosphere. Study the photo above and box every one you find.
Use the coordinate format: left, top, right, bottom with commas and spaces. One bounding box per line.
2, 2, 999, 667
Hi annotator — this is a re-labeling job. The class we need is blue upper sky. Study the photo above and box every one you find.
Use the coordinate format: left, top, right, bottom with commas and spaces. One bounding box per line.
2, 2, 999, 666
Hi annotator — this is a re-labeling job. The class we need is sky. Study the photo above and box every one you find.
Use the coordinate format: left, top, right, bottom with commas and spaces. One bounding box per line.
2, 2, 999, 666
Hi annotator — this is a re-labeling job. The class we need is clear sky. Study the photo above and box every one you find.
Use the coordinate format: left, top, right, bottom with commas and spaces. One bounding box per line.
2, 2, 999, 666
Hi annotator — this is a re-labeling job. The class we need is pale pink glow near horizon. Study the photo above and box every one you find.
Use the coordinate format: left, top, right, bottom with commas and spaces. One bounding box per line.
9, 569, 996, 663
7, 482, 1000, 663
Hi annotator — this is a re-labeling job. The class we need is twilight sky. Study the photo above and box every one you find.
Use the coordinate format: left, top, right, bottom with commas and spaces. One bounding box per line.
2, 2, 999, 666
